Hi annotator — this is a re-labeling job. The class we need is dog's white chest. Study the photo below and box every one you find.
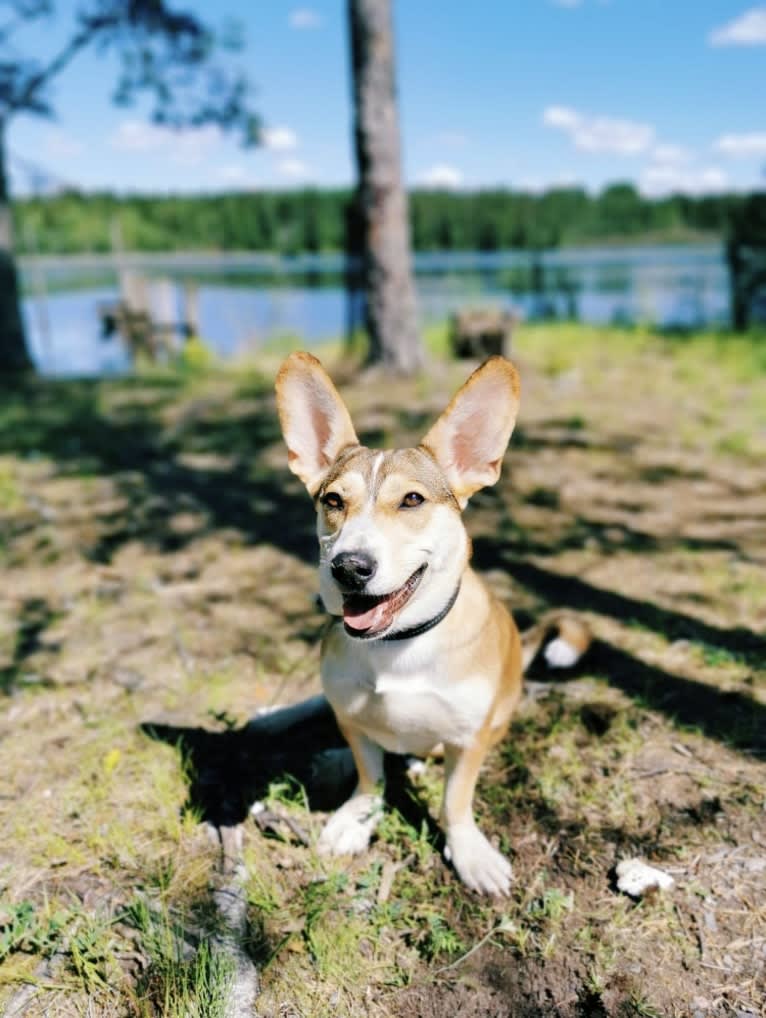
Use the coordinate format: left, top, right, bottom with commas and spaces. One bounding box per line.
321, 635, 492, 755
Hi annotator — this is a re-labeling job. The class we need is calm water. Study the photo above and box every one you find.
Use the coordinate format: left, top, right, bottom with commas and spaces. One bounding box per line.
19, 245, 731, 377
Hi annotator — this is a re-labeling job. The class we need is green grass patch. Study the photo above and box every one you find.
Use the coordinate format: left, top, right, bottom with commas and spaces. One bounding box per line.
124, 898, 234, 1018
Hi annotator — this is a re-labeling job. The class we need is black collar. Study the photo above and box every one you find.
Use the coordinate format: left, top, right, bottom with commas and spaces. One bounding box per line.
380, 582, 461, 641
322, 583, 462, 643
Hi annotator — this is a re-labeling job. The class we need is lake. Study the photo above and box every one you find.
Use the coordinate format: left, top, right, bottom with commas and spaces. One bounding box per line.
19, 244, 731, 377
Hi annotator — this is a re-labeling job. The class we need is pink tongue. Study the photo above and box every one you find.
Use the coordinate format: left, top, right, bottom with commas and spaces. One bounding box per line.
343, 600, 390, 632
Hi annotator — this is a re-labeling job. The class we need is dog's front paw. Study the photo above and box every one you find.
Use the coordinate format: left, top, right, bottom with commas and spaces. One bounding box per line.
317, 794, 383, 856
445, 825, 512, 896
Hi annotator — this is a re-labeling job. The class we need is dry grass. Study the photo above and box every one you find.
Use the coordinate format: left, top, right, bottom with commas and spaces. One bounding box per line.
0, 323, 764, 1016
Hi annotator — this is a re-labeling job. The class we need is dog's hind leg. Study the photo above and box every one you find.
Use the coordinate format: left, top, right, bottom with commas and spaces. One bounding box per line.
317, 725, 384, 857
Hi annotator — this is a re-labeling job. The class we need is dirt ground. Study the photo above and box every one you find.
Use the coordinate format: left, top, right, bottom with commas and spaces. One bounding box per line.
0, 324, 764, 1017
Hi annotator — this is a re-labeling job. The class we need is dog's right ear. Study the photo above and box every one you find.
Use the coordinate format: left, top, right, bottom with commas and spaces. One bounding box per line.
275, 352, 359, 493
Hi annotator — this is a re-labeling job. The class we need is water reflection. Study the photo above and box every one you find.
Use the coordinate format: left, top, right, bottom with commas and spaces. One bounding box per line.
20, 244, 731, 377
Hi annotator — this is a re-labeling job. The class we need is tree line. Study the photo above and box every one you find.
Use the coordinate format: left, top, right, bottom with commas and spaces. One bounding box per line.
15, 184, 755, 256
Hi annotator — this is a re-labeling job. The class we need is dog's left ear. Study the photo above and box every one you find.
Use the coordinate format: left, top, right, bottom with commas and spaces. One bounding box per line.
275, 352, 359, 493
421, 356, 520, 507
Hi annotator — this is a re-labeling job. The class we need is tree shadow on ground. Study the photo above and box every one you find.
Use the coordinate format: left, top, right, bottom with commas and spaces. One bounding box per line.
3, 376, 764, 759
498, 557, 766, 754
498, 556, 766, 661
0, 376, 318, 566
0, 597, 58, 694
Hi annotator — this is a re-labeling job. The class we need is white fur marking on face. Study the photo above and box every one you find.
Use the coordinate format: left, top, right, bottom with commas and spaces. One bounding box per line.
369, 452, 384, 501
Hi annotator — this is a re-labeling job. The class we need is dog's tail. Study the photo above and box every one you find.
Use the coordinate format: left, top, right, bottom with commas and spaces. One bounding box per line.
521, 612, 592, 673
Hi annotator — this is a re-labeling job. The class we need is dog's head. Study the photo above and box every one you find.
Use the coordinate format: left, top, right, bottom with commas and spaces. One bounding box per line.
276, 353, 520, 640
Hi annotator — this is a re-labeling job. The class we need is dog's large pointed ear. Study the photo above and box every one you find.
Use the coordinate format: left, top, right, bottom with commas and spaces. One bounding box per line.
275, 352, 359, 493
421, 356, 520, 507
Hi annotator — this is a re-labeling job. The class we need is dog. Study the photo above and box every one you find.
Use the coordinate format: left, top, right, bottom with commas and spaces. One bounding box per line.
275, 352, 589, 895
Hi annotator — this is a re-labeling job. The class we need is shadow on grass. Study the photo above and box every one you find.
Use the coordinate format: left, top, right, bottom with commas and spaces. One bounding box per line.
0, 597, 58, 694
142, 697, 351, 827
0, 375, 318, 566
142, 699, 443, 851
502, 557, 766, 661
3, 375, 764, 759
501, 558, 766, 754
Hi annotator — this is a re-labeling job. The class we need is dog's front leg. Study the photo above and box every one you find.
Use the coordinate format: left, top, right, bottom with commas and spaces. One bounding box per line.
317, 725, 384, 857
441, 740, 512, 896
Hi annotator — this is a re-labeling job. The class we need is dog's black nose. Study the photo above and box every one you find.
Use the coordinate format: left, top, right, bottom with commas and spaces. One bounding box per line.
331, 551, 377, 590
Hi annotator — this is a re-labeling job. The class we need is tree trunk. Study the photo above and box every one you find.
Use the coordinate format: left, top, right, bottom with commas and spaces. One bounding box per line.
348, 0, 423, 374
0, 122, 33, 375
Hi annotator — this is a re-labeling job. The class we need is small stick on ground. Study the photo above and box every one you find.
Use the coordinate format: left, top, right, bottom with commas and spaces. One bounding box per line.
211, 824, 260, 1017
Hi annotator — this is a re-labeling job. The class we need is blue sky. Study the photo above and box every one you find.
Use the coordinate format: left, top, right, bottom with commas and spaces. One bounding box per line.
7, 1, 766, 197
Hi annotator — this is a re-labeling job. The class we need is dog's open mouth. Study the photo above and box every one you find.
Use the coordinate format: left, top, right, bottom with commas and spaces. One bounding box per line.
342, 565, 427, 638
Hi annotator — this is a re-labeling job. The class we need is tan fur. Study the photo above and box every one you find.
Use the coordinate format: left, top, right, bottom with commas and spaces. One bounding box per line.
276, 353, 590, 895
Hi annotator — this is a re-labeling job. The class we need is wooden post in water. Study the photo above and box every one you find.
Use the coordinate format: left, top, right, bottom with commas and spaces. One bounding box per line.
150, 277, 177, 350
183, 283, 200, 340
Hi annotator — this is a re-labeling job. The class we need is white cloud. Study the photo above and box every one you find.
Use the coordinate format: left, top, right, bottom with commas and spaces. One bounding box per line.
518, 177, 548, 194
651, 143, 693, 165
109, 120, 220, 164
709, 7, 766, 46
111, 120, 166, 152
278, 158, 311, 179
45, 129, 83, 159
640, 164, 729, 197
713, 132, 766, 157
543, 105, 654, 155
419, 164, 464, 188
218, 165, 258, 189
543, 106, 582, 131
518, 173, 582, 193
260, 126, 299, 152
289, 7, 323, 29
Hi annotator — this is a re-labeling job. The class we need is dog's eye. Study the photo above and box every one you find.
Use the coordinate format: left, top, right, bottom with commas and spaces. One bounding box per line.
321, 491, 344, 511
400, 491, 425, 509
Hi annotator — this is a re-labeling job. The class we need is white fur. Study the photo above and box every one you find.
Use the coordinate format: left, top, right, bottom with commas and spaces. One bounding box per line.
445, 824, 513, 896
544, 637, 580, 669
321, 615, 493, 755
368, 451, 384, 495
317, 793, 383, 856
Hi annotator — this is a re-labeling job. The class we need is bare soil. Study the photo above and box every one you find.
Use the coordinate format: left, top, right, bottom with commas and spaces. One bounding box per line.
0, 326, 764, 1017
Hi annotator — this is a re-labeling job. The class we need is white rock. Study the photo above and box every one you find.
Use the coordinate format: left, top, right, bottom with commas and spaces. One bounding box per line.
615, 858, 674, 898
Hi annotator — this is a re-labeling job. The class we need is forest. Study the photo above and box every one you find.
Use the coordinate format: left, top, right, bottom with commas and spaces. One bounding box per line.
13, 183, 754, 256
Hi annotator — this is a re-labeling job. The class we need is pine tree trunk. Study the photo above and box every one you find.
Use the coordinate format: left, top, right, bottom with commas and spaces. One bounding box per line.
0, 122, 33, 375
348, 0, 423, 374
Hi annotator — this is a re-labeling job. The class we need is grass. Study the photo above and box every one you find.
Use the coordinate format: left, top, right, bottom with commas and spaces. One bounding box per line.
0, 322, 764, 1016
123, 898, 235, 1018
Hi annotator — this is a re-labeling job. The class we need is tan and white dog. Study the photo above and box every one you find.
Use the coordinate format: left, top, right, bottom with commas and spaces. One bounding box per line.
275, 352, 589, 896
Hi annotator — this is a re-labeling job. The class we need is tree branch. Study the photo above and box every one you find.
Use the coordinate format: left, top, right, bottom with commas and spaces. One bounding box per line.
7, 15, 115, 115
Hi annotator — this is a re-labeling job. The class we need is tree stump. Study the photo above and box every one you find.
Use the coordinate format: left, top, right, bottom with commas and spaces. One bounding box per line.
449, 308, 515, 359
